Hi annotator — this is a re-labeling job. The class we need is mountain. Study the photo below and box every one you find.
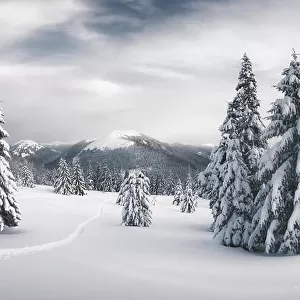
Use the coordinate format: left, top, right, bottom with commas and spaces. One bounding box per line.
75, 131, 212, 180
10, 140, 61, 165
10, 131, 213, 181
84, 130, 139, 151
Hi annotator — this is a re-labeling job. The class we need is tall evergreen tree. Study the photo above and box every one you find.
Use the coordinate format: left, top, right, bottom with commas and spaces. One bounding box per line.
199, 54, 265, 234
72, 159, 86, 196
111, 167, 122, 192
94, 164, 102, 191
20, 162, 35, 188
248, 52, 300, 254
181, 175, 196, 213
173, 179, 183, 206
96, 164, 113, 192
116, 170, 130, 205
232, 53, 266, 193
85, 161, 94, 191
153, 172, 165, 195
54, 158, 73, 195
0, 108, 21, 230
164, 170, 175, 195
122, 171, 152, 227
214, 138, 253, 247
198, 143, 226, 229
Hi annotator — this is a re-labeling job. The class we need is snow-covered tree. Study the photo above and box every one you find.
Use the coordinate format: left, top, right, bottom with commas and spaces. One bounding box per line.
173, 179, 183, 206
111, 167, 122, 192
116, 170, 130, 205
0, 108, 21, 230
248, 52, 300, 254
95, 164, 112, 192
122, 171, 152, 227
181, 178, 196, 213
164, 170, 175, 195
198, 143, 226, 229
153, 172, 165, 195
85, 161, 94, 191
38, 167, 53, 186
214, 138, 253, 247
185, 170, 193, 192
54, 158, 73, 195
199, 54, 265, 233
232, 53, 266, 193
20, 162, 35, 188
72, 159, 86, 196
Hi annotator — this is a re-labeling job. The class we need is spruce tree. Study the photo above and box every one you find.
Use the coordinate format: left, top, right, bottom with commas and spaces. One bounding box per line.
85, 161, 94, 191
214, 138, 253, 247
111, 167, 122, 192
164, 170, 175, 196
54, 158, 73, 195
116, 171, 130, 205
198, 144, 226, 230
181, 176, 196, 213
0, 108, 21, 230
72, 159, 86, 196
248, 52, 300, 254
173, 179, 183, 206
153, 172, 165, 195
199, 54, 265, 235
97, 164, 113, 192
232, 53, 266, 192
20, 162, 35, 188
94, 164, 102, 191
122, 171, 152, 227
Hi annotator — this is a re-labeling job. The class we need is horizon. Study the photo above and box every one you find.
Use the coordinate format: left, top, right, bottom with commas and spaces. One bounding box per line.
10, 129, 216, 148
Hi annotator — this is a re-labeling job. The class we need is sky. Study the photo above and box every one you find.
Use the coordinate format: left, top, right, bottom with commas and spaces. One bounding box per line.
1, 0, 300, 145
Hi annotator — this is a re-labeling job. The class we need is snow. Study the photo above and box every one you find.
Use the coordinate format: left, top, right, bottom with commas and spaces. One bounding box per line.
11, 140, 44, 158
84, 130, 140, 151
1, 186, 300, 299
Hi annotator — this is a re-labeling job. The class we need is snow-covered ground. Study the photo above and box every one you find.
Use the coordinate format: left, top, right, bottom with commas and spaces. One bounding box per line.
0, 186, 300, 300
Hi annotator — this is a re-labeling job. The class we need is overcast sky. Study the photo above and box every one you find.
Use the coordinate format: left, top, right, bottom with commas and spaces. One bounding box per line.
1, 0, 300, 145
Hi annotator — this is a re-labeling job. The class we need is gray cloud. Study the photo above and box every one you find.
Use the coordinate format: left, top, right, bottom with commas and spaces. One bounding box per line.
1, 0, 300, 146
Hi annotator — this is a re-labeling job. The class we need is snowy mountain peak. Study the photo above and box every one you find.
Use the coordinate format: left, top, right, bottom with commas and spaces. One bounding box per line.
11, 140, 45, 158
109, 130, 141, 139
84, 130, 141, 151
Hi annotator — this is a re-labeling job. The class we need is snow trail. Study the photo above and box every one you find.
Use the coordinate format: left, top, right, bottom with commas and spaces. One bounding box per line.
0, 200, 105, 260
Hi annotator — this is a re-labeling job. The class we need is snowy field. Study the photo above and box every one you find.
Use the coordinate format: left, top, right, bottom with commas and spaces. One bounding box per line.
0, 186, 300, 300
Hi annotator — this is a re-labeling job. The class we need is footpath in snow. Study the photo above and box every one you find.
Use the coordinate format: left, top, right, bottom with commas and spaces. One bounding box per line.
0, 186, 300, 300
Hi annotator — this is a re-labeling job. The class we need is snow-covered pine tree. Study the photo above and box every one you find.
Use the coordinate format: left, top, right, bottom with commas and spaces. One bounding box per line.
192, 171, 200, 194
20, 162, 35, 188
54, 158, 73, 195
232, 53, 266, 193
185, 170, 193, 192
181, 176, 196, 213
85, 161, 94, 190
248, 52, 300, 255
94, 164, 102, 191
214, 138, 253, 247
198, 143, 226, 230
173, 179, 183, 206
116, 170, 130, 205
97, 164, 113, 192
111, 167, 122, 192
153, 172, 165, 195
198, 54, 265, 233
122, 171, 152, 227
164, 170, 175, 195
72, 159, 86, 196
0, 107, 21, 230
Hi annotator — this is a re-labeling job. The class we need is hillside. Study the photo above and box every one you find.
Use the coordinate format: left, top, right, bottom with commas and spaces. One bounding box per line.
10, 131, 213, 181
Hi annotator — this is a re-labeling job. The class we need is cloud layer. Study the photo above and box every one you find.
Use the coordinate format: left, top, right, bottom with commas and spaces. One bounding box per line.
1, 0, 300, 145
